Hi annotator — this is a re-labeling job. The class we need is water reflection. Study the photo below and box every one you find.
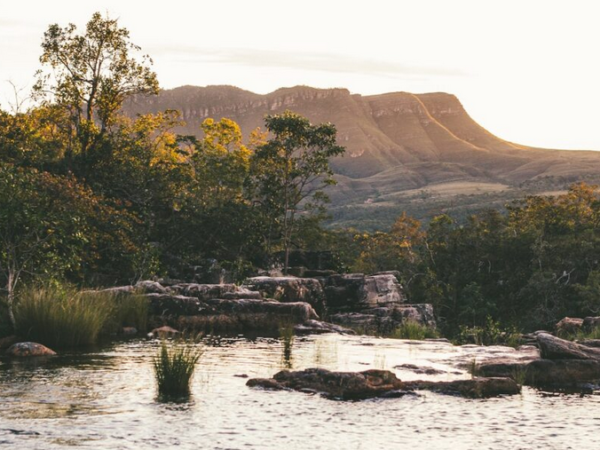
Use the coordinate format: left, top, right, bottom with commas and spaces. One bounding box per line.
1, 335, 600, 450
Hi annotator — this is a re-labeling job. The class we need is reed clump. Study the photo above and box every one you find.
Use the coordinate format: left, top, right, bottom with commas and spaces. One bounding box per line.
154, 340, 203, 396
388, 320, 439, 340
15, 284, 115, 348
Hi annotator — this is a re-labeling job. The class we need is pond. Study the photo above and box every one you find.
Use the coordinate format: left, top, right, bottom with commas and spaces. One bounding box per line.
1, 334, 599, 449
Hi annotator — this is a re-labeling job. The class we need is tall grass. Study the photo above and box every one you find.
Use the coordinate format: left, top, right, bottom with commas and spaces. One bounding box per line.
278, 321, 295, 368
388, 321, 439, 340
110, 293, 149, 333
154, 340, 203, 396
15, 285, 115, 348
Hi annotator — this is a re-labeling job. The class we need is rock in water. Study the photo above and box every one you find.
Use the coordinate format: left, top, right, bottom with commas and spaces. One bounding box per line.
403, 377, 521, 398
537, 332, 600, 360
248, 368, 405, 400
6, 342, 56, 357
247, 368, 520, 400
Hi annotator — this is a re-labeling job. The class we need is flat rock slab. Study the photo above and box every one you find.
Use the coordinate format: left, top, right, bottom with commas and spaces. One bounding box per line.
247, 368, 520, 400
294, 320, 356, 335
248, 368, 404, 400
537, 332, 600, 360
403, 377, 521, 398
6, 342, 56, 357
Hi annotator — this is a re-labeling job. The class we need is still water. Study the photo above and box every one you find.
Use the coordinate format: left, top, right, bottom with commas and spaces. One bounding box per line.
1, 334, 599, 450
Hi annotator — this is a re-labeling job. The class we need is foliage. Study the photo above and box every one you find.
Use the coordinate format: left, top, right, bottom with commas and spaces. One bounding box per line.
33, 12, 158, 157
387, 321, 439, 340
252, 110, 345, 272
15, 284, 115, 348
153, 340, 203, 396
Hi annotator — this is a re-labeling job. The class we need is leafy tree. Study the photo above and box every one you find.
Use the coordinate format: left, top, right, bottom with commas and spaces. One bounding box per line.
252, 110, 345, 273
33, 12, 159, 157
0, 165, 136, 329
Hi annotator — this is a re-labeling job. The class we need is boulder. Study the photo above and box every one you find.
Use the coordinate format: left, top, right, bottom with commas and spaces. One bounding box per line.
478, 359, 600, 386
537, 332, 600, 360
176, 299, 319, 332
243, 277, 325, 313
583, 316, 600, 331
580, 339, 600, 348
324, 273, 405, 313
122, 327, 138, 336
148, 326, 181, 339
147, 294, 206, 317
294, 320, 356, 335
247, 368, 405, 400
6, 342, 56, 357
330, 304, 436, 335
247, 369, 520, 400
403, 377, 521, 398
555, 317, 584, 335
134, 280, 171, 294
169, 283, 238, 301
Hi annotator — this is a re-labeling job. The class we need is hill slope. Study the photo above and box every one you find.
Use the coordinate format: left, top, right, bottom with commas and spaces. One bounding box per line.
125, 85, 600, 229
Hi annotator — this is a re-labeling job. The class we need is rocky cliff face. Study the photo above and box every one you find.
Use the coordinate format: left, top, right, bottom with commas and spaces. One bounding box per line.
124, 85, 600, 225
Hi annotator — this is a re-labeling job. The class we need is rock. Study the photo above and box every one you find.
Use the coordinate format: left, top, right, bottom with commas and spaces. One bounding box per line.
294, 320, 356, 335
243, 277, 326, 313
6, 342, 56, 357
177, 299, 319, 332
0, 335, 18, 350
325, 273, 405, 312
247, 368, 405, 400
220, 289, 262, 300
479, 359, 600, 386
147, 294, 206, 316
94, 285, 135, 295
580, 339, 600, 348
148, 326, 181, 339
527, 359, 600, 385
394, 364, 447, 375
330, 304, 436, 335
134, 280, 170, 294
555, 317, 584, 335
247, 368, 520, 400
396, 304, 437, 328
537, 332, 600, 360
403, 377, 521, 398
583, 316, 600, 331
169, 283, 238, 301
122, 327, 138, 336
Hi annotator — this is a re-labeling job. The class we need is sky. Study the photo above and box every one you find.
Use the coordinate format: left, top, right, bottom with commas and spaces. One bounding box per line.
1, 0, 599, 150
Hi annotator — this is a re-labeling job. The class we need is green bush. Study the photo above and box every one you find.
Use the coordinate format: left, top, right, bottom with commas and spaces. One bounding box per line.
153, 340, 203, 396
15, 285, 115, 348
388, 320, 439, 340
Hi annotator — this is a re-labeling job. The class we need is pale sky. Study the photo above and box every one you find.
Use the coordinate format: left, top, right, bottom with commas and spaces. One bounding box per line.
1, 0, 599, 150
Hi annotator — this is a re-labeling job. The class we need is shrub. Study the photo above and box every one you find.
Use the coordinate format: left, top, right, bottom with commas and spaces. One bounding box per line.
153, 340, 203, 396
15, 285, 116, 348
388, 320, 439, 340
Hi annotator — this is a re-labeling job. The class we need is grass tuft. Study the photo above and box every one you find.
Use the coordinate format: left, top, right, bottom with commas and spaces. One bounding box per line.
15, 284, 115, 348
388, 320, 439, 340
154, 340, 203, 397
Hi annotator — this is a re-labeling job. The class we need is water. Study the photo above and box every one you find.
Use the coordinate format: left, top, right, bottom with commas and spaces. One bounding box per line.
1, 334, 599, 450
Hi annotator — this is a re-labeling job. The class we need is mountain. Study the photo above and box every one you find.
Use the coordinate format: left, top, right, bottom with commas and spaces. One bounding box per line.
125, 85, 600, 229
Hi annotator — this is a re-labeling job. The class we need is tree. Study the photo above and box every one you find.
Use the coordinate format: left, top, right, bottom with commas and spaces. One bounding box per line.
252, 111, 345, 273
0, 165, 137, 329
33, 12, 159, 157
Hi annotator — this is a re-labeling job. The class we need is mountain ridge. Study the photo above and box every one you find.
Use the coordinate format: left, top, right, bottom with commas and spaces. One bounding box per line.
124, 85, 600, 228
